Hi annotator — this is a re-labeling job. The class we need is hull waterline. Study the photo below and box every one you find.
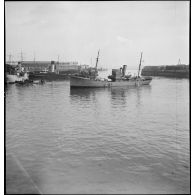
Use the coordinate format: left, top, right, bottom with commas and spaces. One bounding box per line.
70, 76, 152, 88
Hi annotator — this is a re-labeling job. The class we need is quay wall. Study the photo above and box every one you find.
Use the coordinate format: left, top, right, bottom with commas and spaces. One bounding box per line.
141, 65, 189, 78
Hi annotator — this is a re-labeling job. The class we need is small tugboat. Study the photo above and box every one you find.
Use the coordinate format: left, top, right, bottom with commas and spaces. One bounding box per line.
70, 51, 152, 88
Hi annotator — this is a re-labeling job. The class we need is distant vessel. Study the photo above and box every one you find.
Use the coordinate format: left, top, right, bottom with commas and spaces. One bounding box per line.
28, 61, 79, 81
70, 51, 152, 88
29, 72, 70, 81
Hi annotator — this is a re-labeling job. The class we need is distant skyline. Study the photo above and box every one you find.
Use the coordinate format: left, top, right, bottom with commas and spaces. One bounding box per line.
5, 1, 189, 68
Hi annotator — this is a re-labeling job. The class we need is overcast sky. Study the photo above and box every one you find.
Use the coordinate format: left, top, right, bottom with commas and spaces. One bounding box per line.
5, 1, 189, 68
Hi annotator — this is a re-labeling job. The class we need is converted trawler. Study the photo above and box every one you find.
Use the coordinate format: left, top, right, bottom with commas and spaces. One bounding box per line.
70, 51, 152, 88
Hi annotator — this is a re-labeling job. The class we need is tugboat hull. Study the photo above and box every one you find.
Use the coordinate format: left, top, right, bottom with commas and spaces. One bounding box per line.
70, 76, 108, 88
70, 76, 152, 88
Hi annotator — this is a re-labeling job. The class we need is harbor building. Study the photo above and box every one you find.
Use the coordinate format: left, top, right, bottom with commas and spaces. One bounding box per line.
21, 61, 52, 72
79, 64, 90, 70
20, 61, 82, 73
141, 64, 189, 78
57, 61, 79, 73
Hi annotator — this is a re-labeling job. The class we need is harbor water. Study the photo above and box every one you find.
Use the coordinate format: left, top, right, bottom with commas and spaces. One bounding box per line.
6, 75, 190, 194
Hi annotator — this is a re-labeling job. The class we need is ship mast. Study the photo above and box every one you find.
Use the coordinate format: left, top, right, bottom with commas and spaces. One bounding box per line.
137, 52, 143, 77
20, 50, 24, 62
178, 58, 181, 65
8, 54, 12, 64
95, 50, 100, 71
33, 52, 36, 64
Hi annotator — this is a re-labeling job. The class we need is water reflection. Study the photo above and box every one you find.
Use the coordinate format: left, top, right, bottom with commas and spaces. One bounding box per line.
69, 88, 107, 102
135, 85, 151, 107
70, 88, 96, 99
110, 88, 128, 107
69, 86, 152, 109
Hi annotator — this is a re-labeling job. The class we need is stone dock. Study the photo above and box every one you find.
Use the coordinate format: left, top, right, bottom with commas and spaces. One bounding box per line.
141, 65, 189, 78
6, 154, 42, 194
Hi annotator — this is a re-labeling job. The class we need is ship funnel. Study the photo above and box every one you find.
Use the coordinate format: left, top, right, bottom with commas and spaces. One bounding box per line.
18, 62, 22, 72
122, 65, 127, 76
51, 61, 55, 72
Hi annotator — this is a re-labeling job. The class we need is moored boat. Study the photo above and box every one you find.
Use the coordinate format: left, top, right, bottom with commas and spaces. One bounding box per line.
6, 63, 29, 84
70, 74, 152, 88
6, 72, 29, 84
70, 51, 152, 88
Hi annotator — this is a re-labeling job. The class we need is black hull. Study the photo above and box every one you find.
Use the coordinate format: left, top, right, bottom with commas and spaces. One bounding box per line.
29, 72, 69, 81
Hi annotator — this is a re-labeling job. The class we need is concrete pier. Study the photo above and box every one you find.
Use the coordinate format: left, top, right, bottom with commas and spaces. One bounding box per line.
141, 65, 189, 78
6, 154, 41, 194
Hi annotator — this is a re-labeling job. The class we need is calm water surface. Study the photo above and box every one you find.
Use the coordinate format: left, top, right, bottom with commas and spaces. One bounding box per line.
6, 76, 190, 194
